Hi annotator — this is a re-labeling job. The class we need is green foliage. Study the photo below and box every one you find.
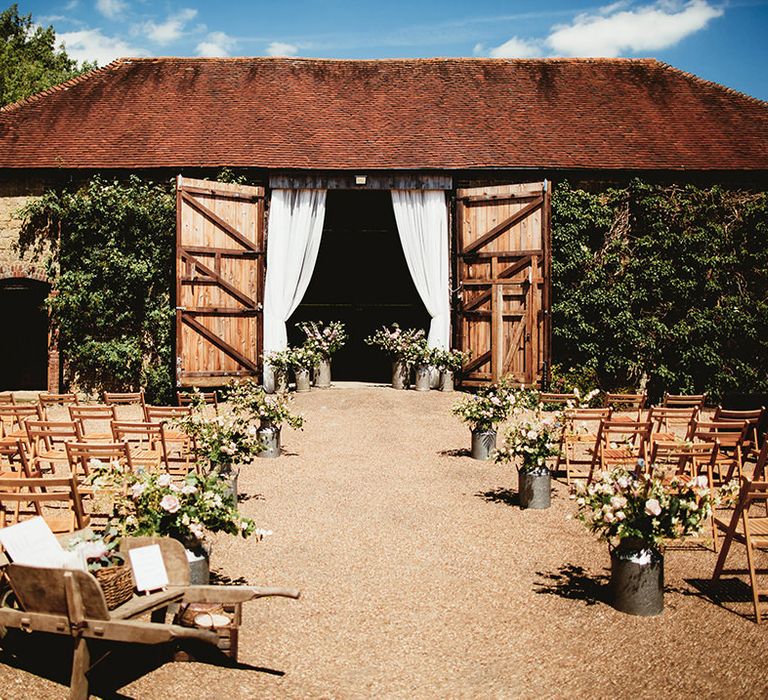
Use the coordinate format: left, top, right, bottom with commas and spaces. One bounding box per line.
17, 176, 175, 402
551, 180, 768, 402
0, 4, 96, 107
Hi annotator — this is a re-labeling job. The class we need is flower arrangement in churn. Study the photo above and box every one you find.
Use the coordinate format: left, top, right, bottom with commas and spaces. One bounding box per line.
494, 416, 562, 474
296, 320, 347, 358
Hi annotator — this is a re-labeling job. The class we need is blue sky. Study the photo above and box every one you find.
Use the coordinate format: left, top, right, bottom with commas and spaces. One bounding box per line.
23, 0, 768, 101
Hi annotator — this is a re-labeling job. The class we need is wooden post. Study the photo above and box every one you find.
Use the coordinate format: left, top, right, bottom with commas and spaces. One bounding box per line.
491, 257, 503, 382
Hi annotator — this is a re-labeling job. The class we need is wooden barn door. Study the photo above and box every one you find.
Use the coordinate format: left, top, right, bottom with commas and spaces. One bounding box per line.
175, 176, 265, 387
455, 182, 551, 387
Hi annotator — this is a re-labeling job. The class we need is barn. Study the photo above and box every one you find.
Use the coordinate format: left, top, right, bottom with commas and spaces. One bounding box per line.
1, 57, 767, 392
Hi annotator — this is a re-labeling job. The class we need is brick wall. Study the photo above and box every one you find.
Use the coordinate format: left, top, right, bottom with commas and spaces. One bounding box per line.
0, 176, 46, 279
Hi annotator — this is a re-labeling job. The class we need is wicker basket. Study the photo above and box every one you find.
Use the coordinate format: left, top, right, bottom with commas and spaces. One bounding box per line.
93, 565, 134, 610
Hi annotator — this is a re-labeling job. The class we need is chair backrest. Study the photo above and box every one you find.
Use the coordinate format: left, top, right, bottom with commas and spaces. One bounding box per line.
37, 393, 79, 418
713, 406, 765, 447
111, 421, 168, 468
647, 405, 698, 436
600, 419, 652, 449
662, 393, 707, 409
0, 475, 87, 532
177, 391, 218, 411
564, 407, 613, 432
649, 438, 719, 477
25, 420, 83, 453
603, 392, 646, 410
0, 404, 43, 435
693, 420, 749, 448
120, 535, 191, 586
0, 439, 37, 477
144, 405, 192, 423
0, 392, 16, 405
68, 404, 118, 438
539, 392, 577, 406
66, 441, 134, 479
6, 564, 110, 620
103, 390, 146, 412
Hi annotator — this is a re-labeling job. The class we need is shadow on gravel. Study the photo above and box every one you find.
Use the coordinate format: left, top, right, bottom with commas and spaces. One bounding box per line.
237, 493, 264, 503
685, 577, 757, 622
476, 487, 519, 506
533, 564, 609, 605
439, 448, 471, 458
211, 570, 250, 586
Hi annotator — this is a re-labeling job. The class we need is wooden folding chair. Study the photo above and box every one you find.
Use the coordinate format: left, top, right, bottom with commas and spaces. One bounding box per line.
145, 406, 195, 474
591, 418, 652, 479
649, 439, 720, 480
712, 477, 768, 623
662, 392, 707, 409
177, 390, 219, 414
647, 405, 698, 443
751, 439, 768, 482
713, 406, 765, 455
103, 390, 146, 420
603, 392, 646, 421
0, 475, 89, 533
692, 420, 749, 482
37, 392, 79, 419
560, 407, 612, 486
69, 404, 118, 442
0, 404, 42, 449
65, 441, 135, 483
25, 420, 84, 475
111, 421, 167, 472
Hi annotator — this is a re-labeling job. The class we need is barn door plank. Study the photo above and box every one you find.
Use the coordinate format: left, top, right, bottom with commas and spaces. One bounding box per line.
176, 176, 265, 387
454, 182, 551, 388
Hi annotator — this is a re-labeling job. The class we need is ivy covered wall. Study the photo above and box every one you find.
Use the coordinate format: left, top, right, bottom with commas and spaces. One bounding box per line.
551, 180, 768, 401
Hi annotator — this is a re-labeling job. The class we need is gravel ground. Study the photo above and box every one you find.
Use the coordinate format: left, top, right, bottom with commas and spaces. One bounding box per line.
1, 383, 767, 699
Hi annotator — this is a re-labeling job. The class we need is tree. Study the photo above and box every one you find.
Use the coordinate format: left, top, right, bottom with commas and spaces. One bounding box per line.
0, 4, 95, 107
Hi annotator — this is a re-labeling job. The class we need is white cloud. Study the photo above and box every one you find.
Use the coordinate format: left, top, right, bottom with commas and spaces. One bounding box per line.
482, 36, 543, 58
141, 8, 197, 44
546, 0, 723, 56
484, 1, 723, 59
266, 41, 299, 57
196, 31, 237, 57
95, 0, 126, 20
59, 28, 150, 64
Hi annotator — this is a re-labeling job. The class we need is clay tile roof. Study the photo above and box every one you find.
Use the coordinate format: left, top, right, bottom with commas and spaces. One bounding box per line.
1, 57, 767, 171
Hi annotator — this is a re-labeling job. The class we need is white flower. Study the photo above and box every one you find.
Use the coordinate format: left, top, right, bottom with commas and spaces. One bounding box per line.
181, 483, 197, 495
159, 494, 180, 513
131, 482, 146, 499
694, 475, 709, 489
645, 498, 662, 516
615, 510, 626, 521
157, 474, 172, 487
610, 495, 627, 509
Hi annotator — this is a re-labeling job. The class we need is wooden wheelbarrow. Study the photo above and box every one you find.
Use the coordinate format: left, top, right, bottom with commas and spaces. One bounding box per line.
0, 536, 300, 699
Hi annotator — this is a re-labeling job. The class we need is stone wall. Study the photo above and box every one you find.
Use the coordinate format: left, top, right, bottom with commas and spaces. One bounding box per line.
0, 176, 46, 279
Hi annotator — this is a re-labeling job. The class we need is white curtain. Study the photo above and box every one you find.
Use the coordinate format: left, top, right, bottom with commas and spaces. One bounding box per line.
391, 189, 450, 349
262, 188, 326, 389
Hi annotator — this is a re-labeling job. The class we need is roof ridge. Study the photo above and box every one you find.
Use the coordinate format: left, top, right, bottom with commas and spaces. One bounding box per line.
657, 61, 768, 109
97, 55, 662, 65
0, 59, 127, 114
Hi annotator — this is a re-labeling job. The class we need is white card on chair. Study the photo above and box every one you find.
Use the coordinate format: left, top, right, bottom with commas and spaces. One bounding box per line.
0, 517, 67, 567
128, 544, 169, 592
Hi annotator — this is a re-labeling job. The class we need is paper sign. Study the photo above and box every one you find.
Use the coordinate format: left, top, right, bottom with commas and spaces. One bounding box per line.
128, 544, 169, 592
0, 517, 67, 567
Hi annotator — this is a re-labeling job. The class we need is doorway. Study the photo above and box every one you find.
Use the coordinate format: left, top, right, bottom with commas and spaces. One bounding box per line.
0, 278, 49, 390
289, 190, 430, 382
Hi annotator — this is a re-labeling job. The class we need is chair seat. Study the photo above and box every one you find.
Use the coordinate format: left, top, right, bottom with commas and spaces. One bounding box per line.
715, 516, 768, 543
130, 449, 163, 468
43, 513, 92, 534
603, 448, 634, 459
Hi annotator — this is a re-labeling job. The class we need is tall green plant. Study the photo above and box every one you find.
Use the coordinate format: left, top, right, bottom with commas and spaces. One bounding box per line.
17, 176, 175, 402
551, 180, 768, 401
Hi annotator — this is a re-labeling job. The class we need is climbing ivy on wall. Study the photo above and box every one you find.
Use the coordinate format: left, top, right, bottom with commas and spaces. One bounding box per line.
551, 180, 768, 402
17, 176, 176, 402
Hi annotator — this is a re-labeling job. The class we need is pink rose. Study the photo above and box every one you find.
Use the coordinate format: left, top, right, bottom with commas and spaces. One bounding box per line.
160, 494, 181, 513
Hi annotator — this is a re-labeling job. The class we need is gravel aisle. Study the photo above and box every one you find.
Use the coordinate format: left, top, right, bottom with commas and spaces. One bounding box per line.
2, 384, 767, 698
